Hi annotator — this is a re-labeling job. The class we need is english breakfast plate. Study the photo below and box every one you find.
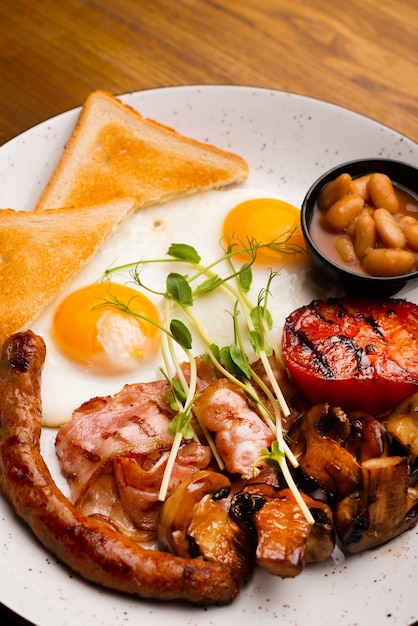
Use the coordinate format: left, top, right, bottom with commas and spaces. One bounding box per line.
0, 85, 417, 626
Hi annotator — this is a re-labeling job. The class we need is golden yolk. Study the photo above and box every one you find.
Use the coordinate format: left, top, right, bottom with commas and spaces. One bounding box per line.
222, 198, 306, 265
53, 282, 160, 373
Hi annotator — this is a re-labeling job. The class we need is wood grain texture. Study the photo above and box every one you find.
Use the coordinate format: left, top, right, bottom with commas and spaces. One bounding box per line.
0, 0, 417, 145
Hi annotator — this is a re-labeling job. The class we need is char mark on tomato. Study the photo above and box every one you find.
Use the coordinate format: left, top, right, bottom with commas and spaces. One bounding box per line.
281, 296, 418, 415
331, 335, 374, 378
291, 330, 334, 379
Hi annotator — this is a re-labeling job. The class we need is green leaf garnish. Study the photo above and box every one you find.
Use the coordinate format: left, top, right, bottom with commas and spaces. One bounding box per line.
250, 305, 273, 332
170, 319, 192, 350
167, 243, 201, 264
229, 343, 251, 379
170, 377, 188, 405
167, 410, 194, 439
217, 344, 250, 379
258, 440, 285, 470
166, 272, 193, 306
248, 329, 262, 354
193, 275, 223, 296
238, 262, 253, 292
209, 343, 221, 360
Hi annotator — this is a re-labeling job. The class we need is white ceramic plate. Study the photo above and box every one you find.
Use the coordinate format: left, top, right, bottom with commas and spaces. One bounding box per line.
1, 86, 417, 626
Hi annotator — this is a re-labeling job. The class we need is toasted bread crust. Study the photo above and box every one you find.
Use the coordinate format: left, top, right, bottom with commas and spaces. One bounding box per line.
35, 90, 249, 211
0, 198, 136, 346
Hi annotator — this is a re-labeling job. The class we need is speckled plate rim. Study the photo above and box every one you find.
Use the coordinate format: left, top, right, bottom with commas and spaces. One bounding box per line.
0, 85, 417, 626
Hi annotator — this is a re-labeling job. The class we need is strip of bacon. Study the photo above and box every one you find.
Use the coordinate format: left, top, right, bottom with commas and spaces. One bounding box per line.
55, 380, 175, 503
193, 378, 276, 477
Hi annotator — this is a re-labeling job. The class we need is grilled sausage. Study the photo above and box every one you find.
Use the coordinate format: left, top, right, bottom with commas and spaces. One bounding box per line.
0, 331, 241, 605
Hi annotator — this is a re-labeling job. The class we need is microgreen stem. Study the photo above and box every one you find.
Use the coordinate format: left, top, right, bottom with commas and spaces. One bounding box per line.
246, 365, 297, 468
159, 431, 183, 501
279, 456, 315, 525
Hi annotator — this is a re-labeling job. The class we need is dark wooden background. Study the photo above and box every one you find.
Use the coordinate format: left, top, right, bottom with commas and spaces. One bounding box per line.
1, 0, 417, 145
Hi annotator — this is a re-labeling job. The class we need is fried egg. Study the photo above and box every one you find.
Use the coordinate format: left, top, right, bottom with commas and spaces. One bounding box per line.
31, 188, 311, 427
222, 197, 305, 265
53, 282, 161, 373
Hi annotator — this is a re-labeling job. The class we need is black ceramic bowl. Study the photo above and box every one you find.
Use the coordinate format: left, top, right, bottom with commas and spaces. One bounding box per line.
301, 158, 418, 297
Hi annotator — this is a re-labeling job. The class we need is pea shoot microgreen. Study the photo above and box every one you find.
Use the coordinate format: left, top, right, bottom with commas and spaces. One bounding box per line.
101, 238, 312, 522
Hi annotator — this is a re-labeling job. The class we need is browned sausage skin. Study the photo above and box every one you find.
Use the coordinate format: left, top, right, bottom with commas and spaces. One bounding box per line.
0, 331, 241, 605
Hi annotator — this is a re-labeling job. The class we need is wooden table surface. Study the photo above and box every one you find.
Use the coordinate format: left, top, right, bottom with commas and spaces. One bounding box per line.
0, 1, 417, 625
1, 0, 417, 147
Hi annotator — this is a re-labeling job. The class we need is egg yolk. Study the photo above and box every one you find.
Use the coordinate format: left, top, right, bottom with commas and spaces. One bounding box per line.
53, 282, 161, 373
222, 197, 306, 265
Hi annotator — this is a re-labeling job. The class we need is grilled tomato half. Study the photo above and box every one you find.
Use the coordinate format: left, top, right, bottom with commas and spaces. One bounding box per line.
281, 296, 418, 416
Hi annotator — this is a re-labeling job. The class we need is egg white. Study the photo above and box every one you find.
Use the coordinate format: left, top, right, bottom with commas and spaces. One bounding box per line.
31, 187, 320, 428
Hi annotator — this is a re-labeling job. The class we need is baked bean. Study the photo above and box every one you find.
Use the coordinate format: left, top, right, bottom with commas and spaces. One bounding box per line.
345, 214, 358, 238
374, 208, 406, 248
368, 173, 399, 214
350, 174, 371, 201
397, 215, 417, 229
335, 236, 355, 263
403, 221, 418, 251
324, 194, 364, 231
353, 212, 376, 259
362, 248, 415, 277
318, 173, 352, 211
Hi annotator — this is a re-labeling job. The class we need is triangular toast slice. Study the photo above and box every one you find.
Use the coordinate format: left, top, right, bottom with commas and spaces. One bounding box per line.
0, 198, 136, 346
35, 90, 249, 211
